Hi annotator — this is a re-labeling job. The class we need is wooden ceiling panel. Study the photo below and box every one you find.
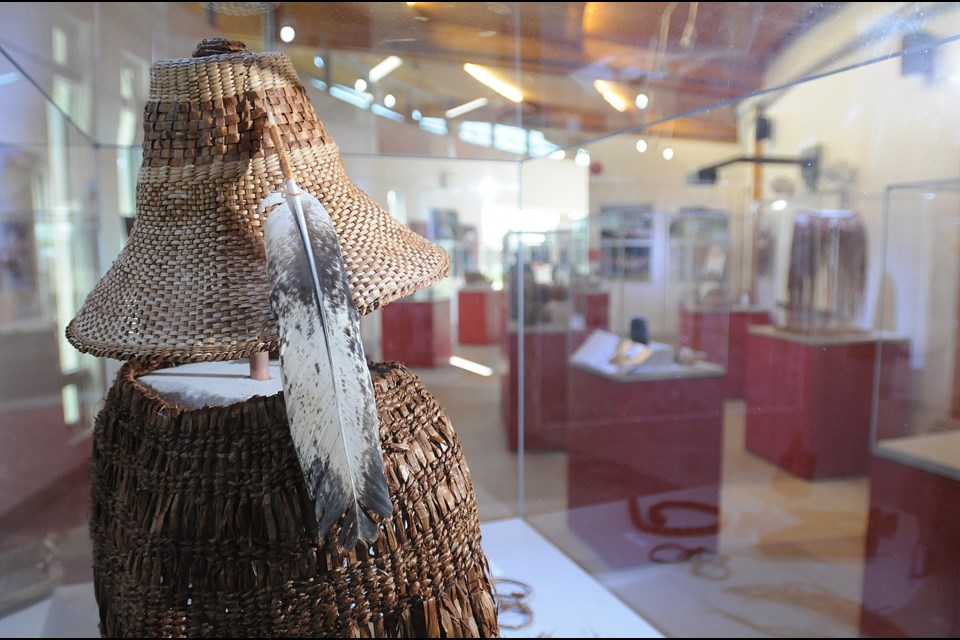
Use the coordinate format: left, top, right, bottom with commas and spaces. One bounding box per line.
195, 1, 841, 144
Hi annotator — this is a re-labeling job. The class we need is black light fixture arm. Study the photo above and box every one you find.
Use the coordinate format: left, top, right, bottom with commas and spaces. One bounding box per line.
689, 145, 821, 190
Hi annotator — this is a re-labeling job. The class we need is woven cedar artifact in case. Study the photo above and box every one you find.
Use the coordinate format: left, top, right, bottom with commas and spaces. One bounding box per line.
90, 360, 498, 638
70, 39, 498, 637
784, 209, 867, 333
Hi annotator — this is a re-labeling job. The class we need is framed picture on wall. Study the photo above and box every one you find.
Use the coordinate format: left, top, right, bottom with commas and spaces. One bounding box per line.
429, 208, 460, 241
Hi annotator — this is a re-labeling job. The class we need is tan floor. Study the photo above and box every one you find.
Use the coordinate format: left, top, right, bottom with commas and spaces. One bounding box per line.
414, 343, 869, 638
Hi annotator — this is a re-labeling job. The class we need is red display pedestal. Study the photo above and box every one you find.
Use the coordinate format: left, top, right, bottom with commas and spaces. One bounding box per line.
565, 365, 726, 567
744, 327, 911, 479
381, 298, 452, 367
678, 303, 771, 398
572, 290, 609, 332
457, 288, 503, 345
860, 445, 960, 638
501, 329, 583, 450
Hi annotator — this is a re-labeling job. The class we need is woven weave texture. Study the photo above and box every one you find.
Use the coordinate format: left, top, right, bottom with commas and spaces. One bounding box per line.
89, 360, 499, 638
67, 48, 449, 363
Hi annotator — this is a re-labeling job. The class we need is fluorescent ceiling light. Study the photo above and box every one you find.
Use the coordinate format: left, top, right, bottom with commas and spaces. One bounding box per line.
593, 79, 628, 112
330, 84, 372, 109
0, 72, 19, 87
449, 356, 493, 377
419, 116, 447, 135
463, 63, 523, 103
309, 78, 328, 91
445, 97, 489, 119
369, 55, 403, 83
371, 104, 404, 122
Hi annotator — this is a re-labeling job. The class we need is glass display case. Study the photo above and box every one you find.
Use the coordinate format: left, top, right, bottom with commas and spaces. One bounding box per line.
862, 178, 960, 638
4, 3, 960, 639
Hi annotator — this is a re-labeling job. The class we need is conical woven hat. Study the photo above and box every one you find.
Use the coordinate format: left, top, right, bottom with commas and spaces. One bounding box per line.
66, 39, 449, 363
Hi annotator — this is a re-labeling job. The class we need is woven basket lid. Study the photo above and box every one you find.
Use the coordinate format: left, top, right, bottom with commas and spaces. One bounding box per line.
66, 39, 449, 363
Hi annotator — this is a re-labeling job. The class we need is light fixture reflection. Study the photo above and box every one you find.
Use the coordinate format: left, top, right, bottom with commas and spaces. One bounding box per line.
635, 93, 649, 109
463, 63, 523, 103
772, 199, 787, 211
636, 139, 647, 153
355, 78, 368, 92
575, 149, 591, 167
593, 79, 628, 112
662, 147, 674, 160
279, 26, 295, 43
449, 356, 493, 377
384, 93, 397, 108
369, 55, 403, 83
445, 97, 489, 119
313, 55, 325, 68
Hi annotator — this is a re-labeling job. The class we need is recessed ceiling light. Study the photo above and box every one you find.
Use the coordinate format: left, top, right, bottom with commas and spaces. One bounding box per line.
636, 139, 647, 153
662, 147, 674, 160
355, 78, 368, 92
635, 93, 649, 109
279, 26, 295, 43
384, 94, 397, 108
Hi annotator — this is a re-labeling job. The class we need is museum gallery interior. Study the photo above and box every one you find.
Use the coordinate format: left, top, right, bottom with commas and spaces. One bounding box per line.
0, 2, 958, 638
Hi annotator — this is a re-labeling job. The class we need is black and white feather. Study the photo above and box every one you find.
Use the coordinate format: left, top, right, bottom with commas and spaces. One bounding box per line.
262, 179, 392, 549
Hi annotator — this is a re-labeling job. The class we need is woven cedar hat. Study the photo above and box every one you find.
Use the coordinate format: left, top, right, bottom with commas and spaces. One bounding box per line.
66, 39, 449, 363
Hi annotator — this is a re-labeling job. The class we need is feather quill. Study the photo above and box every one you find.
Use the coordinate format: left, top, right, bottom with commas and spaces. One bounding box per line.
261, 117, 392, 548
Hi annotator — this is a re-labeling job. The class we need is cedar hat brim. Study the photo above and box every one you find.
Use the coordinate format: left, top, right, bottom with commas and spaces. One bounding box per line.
66, 43, 449, 363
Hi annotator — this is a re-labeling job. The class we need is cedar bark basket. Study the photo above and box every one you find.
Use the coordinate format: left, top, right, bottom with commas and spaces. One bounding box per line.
89, 360, 499, 638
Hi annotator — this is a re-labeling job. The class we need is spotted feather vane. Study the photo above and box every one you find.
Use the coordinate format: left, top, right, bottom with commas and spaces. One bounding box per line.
260, 118, 391, 549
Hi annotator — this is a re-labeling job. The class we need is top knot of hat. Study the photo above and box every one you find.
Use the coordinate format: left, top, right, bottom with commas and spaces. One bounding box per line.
66, 40, 450, 363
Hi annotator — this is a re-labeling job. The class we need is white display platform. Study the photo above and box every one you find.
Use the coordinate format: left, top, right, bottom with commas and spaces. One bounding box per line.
569, 329, 723, 382
877, 430, 960, 481
139, 360, 283, 408
482, 517, 663, 638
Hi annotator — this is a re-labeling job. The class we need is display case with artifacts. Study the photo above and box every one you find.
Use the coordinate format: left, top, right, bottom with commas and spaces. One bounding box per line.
783, 209, 867, 334
65, 40, 498, 638
500, 225, 604, 450
668, 207, 732, 309
597, 204, 654, 281
743, 204, 910, 479
861, 178, 960, 638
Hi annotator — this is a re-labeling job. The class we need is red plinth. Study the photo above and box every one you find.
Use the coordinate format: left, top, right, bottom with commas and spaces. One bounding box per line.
566, 368, 725, 567
457, 288, 504, 345
501, 330, 585, 450
572, 290, 610, 332
381, 298, 452, 367
744, 328, 911, 479
860, 454, 960, 637
678, 303, 771, 398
